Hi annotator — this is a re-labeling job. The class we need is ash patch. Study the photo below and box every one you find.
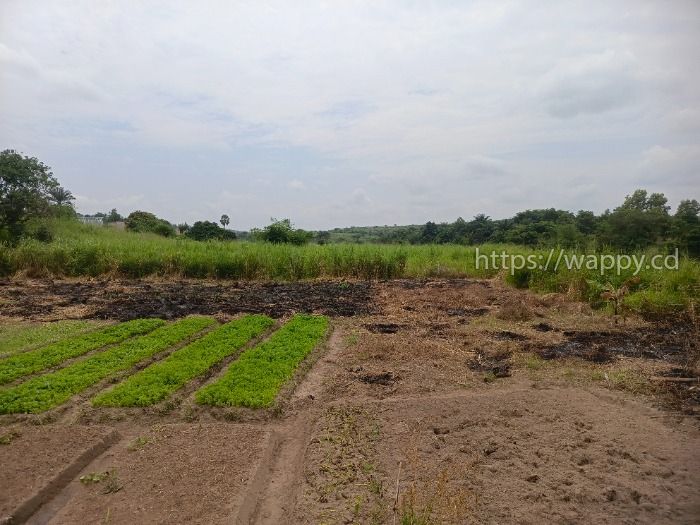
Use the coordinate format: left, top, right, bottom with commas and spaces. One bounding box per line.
534, 328, 685, 364
364, 323, 402, 334
0, 279, 375, 320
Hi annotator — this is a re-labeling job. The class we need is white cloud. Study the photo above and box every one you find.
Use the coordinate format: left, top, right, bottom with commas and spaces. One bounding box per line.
0, 0, 699, 226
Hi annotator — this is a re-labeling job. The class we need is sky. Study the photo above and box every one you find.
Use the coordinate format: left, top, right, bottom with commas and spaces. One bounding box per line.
1, 0, 699, 229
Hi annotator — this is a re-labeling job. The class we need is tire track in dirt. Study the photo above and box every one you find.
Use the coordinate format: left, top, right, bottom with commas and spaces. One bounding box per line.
233, 327, 346, 524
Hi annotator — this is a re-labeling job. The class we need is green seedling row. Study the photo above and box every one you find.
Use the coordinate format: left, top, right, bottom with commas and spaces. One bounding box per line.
0, 318, 164, 385
195, 314, 329, 408
0, 320, 106, 357
0, 316, 215, 414
92, 314, 274, 407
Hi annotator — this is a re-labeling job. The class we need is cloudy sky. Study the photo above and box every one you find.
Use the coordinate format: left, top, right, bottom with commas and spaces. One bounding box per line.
1, 1, 699, 229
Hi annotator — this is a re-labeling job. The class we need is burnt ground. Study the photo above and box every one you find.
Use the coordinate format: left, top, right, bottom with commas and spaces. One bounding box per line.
0, 278, 699, 524
0, 278, 374, 320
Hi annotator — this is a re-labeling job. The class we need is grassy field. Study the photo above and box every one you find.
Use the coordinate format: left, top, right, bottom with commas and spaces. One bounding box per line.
196, 314, 329, 408
1, 219, 698, 314
0, 317, 214, 414
93, 315, 274, 407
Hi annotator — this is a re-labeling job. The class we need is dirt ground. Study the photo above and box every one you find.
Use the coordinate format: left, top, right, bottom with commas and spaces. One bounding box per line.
0, 278, 698, 524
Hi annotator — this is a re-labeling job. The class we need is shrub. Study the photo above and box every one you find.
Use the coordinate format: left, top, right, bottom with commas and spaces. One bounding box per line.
125, 211, 175, 237
185, 220, 236, 241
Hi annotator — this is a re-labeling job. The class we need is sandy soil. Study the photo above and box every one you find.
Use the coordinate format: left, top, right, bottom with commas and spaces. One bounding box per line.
0, 425, 117, 524
0, 278, 698, 524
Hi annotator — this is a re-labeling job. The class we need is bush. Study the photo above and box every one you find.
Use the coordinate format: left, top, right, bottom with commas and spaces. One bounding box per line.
185, 221, 236, 241
253, 218, 312, 245
125, 211, 175, 237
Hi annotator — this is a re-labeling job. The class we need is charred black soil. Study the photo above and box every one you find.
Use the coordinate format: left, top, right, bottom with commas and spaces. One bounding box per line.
0, 279, 375, 320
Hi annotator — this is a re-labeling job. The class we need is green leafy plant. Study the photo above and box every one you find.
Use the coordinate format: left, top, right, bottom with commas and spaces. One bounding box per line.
0, 319, 163, 385
0, 317, 214, 414
195, 314, 328, 408
93, 315, 274, 407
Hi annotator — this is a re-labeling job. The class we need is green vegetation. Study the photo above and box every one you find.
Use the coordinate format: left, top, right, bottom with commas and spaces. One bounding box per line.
328, 191, 700, 256
0, 319, 163, 385
196, 314, 328, 408
251, 218, 313, 245
0, 319, 105, 357
125, 211, 176, 237
185, 220, 236, 241
1, 219, 698, 315
93, 314, 274, 407
0, 149, 75, 243
0, 316, 214, 414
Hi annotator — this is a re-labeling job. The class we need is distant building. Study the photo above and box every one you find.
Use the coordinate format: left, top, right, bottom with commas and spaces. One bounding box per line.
77, 215, 104, 226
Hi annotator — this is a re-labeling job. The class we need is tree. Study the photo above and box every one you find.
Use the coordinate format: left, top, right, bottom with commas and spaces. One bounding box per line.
0, 149, 59, 242
253, 218, 312, 245
185, 221, 236, 241
125, 211, 176, 237
103, 208, 123, 224
47, 186, 74, 207
673, 199, 700, 256
599, 189, 671, 249
220, 214, 230, 229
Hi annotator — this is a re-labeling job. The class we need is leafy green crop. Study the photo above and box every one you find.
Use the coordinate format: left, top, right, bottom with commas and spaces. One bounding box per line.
0, 316, 215, 414
0, 320, 106, 357
0, 319, 163, 385
92, 314, 274, 407
196, 314, 328, 408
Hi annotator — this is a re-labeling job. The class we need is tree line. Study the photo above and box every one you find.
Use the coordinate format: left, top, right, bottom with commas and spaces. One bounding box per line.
2, 149, 698, 254
327, 191, 700, 255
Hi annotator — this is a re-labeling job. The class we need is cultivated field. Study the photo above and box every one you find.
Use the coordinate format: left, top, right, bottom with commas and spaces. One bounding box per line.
0, 277, 698, 524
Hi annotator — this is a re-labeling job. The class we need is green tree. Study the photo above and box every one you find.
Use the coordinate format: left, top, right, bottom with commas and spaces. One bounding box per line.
220, 214, 230, 229
103, 208, 123, 224
673, 199, 700, 256
47, 186, 74, 206
0, 149, 59, 242
253, 218, 312, 245
186, 221, 236, 241
124, 211, 176, 237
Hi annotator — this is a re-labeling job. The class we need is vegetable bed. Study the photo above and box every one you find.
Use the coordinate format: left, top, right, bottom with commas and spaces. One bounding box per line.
0, 316, 214, 414
92, 314, 274, 407
196, 314, 328, 408
0, 319, 163, 385
0, 320, 106, 357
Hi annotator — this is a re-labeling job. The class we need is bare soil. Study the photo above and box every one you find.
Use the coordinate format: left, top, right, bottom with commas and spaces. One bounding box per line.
0, 278, 698, 524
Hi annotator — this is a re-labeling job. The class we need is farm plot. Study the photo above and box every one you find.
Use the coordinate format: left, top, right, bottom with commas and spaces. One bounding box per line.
0, 319, 163, 385
196, 314, 329, 408
0, 316, 215, 414
0, 319, 106, 357
93, 315, 274, 407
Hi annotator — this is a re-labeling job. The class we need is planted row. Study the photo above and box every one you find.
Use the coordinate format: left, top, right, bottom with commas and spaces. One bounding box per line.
93, 314, 274, 407
0, 316, 215, 414
0, 320, 105, 358
0, 319, 163, 385
196, 314, 328, 408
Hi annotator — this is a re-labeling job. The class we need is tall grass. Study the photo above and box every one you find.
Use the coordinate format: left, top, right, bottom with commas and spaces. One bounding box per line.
1, 219, 698, 314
